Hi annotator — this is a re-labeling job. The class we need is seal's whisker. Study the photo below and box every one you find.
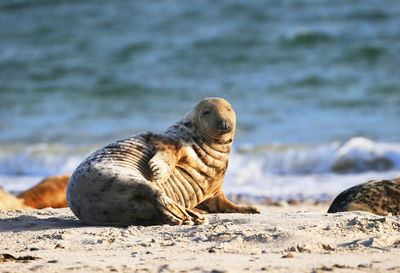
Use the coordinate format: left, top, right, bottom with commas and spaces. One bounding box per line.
235, 125, 246, 138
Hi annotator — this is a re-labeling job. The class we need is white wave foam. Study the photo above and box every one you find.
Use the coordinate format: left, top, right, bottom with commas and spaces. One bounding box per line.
223, 170, 400, 200
223, 137, 400, 199
0, 143, 90, 176
233, 137, 400, 175
332, 137, 400, 172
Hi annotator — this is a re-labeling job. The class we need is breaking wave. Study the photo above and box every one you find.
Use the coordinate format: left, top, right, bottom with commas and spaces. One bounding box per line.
1, 137, 399, 198
2, 137, 399, 177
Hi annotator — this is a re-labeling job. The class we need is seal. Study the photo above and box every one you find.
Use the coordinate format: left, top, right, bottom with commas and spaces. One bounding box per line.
66, 98, 260, 226
0, 175, 70, 210
0, 188, 31, 210
18, 174, 71, 209
327, 178, 400, 215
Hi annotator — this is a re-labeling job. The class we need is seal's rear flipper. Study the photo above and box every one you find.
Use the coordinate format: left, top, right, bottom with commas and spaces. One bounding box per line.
195, 192, 260, 214
157, 194, 208, 225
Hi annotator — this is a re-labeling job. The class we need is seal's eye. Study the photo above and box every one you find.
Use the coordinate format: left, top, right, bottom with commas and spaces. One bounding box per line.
227, 108, 231, 111
203, 110, 210, 115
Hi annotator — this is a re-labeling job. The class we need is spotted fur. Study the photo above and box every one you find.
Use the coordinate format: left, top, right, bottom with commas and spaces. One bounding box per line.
328, 179, 400, 215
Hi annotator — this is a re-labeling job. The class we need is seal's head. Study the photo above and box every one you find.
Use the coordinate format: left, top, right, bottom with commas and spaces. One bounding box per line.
186, 98, 236, 142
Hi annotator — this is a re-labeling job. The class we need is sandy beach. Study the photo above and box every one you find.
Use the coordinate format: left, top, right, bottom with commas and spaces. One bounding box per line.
1, 202, 399, 273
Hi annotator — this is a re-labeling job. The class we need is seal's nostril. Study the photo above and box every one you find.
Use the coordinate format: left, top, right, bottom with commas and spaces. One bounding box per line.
217, 119, 224, 129
217, 119, 231, 131
223, 120, 228, 129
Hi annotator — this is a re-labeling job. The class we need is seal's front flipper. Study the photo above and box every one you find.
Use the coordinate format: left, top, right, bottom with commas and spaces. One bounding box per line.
157, 194, 208, 225
148, 140, 181, 183
149, 152, 174, 183
195, 192, 260, 214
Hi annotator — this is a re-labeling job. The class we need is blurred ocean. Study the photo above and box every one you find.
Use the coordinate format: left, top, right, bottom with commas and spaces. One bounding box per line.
1, 0, 399, 200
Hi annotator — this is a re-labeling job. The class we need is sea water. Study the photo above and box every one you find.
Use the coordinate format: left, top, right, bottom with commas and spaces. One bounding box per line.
1, 0, 399, 199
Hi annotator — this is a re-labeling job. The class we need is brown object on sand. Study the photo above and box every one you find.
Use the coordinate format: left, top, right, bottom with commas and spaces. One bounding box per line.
18, 175, 71, 209
0, 188, 31, 210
